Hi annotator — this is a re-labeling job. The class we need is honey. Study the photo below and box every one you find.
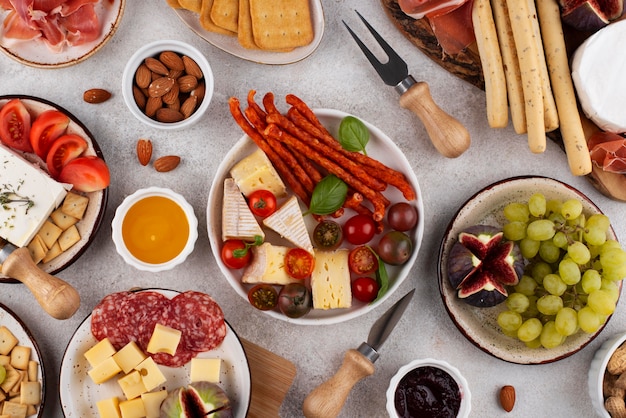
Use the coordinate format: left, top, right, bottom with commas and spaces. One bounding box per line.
121, 196, 189, 264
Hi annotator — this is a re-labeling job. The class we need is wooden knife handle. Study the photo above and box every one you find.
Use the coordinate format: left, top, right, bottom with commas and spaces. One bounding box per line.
302, 349, 375, 418
399, 81, 471, 158
1, 247, 80, 320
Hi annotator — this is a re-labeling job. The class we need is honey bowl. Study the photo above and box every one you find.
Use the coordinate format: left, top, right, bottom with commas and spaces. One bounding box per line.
112, 187, 198, 272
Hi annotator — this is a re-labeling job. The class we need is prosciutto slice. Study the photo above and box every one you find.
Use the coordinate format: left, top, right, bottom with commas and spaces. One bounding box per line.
588, 131, 626, 174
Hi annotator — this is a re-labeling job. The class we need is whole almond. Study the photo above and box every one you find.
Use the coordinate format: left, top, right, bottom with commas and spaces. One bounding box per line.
148, 76, 175, 98
156, 107, 184, 123
180, 95, 198, 119
154, 155, 181, 172
162, 83, 179, 105
177, 74, 198, 93
182, 55, 203, 79
145, 96, 163, 117
144, 57, 169, 76
83, 88, 111, 104
499, 385, 515, 412
135, 64, 152, 89
136, 139, 152, 166
133, 85, 147, 110
190, 82, 205, 101
160, 51, 185, 71
168, 69, 184, 79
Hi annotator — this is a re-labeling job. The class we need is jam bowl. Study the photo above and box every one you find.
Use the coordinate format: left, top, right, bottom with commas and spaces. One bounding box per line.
386, 358, 471, 418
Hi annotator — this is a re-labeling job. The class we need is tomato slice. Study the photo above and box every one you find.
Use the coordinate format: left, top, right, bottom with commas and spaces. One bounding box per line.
46, 134, 88, 178
247, 189, 277, 218
285, 248, 315, 279
0, 99, 32, 152
58, 155, 110, 192
248, 284, 278, 311
29, 109, 70, 159
348, 246, 379, 275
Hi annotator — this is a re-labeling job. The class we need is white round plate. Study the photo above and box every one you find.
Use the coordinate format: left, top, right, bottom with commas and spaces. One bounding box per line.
207, 108, 424, 325
0, 302, 45, 417
0, 95, 107, 283
0, 0, 125, 68
59, 288, 251, 418
438, 176, 619, 364
173, 0, 324, 65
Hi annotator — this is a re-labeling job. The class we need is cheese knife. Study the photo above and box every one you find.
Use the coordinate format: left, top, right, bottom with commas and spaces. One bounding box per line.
1, 239, 80, 320
302, 288, 415, 418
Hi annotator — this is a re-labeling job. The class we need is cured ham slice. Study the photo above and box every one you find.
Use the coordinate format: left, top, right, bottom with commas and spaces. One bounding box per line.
588, 131, 626, 174
58, 0, 98, 17
60, 3, 100, 45
2, 9, 41, 40
427, 0, 475, 55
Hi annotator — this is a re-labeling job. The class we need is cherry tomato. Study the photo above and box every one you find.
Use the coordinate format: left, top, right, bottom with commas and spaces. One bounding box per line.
343, 214, 376, 245
352, 277, 380, 303
285, 248, 315, 279
248, 284, 278, 311
221, 239, 252, 269
387, 202, 419, 232
278, 283, 312, 318
377, 231, 413, 265
313, 220, 343, 250
348, 246, 379, 275
0, 99, 32, 152
247, 189, 277, 218
29, 109, 70, 159
46, 134, 88, 178
58, 156, 110, 192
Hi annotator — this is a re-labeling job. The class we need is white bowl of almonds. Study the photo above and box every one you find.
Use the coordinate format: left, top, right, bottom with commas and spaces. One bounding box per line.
122, 40, 213, 130
589, 332, 626, 418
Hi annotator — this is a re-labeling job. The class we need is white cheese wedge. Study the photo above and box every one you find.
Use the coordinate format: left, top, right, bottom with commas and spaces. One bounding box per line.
242, 242, 300, 285
310, 249, 351, 310
263, 196, 313, 254
572, 20, 626, 133
0, 144, 71, 247
222, 178, 264, 241
229, 148, 287, 198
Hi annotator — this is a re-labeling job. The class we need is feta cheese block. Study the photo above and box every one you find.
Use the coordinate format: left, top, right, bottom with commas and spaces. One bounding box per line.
0, 144, 71, 247
572, 20, 626, 133
229, 148, 287, 198
222, 178, 264, 241
263, 196, 314, 254
242, 242, 300, 285
310, 249, 351, 310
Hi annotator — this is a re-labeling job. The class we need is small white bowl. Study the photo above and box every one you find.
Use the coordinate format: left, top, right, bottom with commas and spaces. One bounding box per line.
122, 40, 214, 130
111, 187, 198, 272
588, 332, 626, 417
386, 358, 471, 418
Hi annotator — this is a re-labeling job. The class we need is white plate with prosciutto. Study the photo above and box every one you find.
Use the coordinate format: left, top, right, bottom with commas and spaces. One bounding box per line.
59, 288, 251, 418
0, 0, 125, 68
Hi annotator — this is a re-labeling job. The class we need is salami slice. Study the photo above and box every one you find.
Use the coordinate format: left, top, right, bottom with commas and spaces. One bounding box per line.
151, 347, 196, 368
117, 290, 171, 351
91, 291, 132, 350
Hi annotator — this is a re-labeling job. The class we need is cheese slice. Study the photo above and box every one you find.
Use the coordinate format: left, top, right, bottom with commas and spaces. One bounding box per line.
263, 196, 313, 254
0, 144, 71, 247
242, 242, 300, 285
222, 178, 264, 241
229, 148, 287, 198
310, 249, 351, 310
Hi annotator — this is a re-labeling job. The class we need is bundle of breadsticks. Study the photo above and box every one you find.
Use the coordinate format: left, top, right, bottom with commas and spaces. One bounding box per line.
228, 91, 416, 229
472, 0, 592, 176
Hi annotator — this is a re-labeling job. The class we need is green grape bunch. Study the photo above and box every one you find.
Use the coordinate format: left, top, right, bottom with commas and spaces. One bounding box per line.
496, 193, 626, 349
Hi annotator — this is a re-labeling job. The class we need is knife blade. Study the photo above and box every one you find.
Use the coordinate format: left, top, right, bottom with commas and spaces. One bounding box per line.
302, 288, 415, 418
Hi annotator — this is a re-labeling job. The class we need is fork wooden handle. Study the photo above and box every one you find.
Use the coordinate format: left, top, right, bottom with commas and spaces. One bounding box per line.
399, 81, 471, 158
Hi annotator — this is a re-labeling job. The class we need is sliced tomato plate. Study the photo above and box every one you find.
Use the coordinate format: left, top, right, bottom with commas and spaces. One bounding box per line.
0, 95, 108, 283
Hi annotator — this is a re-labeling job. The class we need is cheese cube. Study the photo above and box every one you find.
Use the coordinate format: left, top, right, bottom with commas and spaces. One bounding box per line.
190, 358, 221, 383
88, 356, 122, 384
311, 249, 352, 309
146, 324, 181, 356
119, 398, 146, 418
135, 357, 166, 391
96, 397, 121, 418
141, 390, 167, 418
118, 370, 147, 400
229, 148, 287, 198
113, 342, 146, 374
84, 338, 117, 368
242, 243, 300, 285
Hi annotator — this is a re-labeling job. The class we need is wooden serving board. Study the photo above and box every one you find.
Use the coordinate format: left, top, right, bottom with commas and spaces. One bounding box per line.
380, 0, 626, 201
242, 338, 297, 417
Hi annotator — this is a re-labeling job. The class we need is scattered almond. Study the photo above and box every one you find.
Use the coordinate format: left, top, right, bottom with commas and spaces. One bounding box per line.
144, 57, 169, 76
136, 139, 153, 166
499, 385, 515, 412
83, 88, 111, 104
156, 108, 184, 123
182, 55, 203, 79
154, 155, 181, 172
160, 51, 185, 71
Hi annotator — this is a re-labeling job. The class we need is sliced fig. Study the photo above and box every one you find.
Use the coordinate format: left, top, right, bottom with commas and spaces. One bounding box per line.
160, 382, 232, 418
559, 0, 625, 32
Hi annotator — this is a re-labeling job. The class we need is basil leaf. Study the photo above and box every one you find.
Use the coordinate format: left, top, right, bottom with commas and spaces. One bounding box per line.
372, 250, 390, 304
233, 235, 264, 258
305, 175, 348, 216
339, 116, 369, 155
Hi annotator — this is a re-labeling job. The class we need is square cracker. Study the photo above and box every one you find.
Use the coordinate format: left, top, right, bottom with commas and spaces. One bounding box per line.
179, 0, 202, 12
211, 0, 239, 33
249, 0, 313, 50
61, 192, 89, 220
200, 0, 237, 36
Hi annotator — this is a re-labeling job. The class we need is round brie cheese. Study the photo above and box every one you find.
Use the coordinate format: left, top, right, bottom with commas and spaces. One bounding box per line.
572, 20, 626, 133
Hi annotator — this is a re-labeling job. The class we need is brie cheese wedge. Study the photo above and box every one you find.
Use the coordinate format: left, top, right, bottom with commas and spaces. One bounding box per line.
222, 178, 264, 241
263, 196, 313, 254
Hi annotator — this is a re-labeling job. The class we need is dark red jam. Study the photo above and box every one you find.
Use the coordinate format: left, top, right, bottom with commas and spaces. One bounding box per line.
394, 365, 461, 418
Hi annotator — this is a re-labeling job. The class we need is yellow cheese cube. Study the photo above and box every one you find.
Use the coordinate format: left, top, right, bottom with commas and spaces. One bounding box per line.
88, 356, 122, 384
118, 370, 147, 400
311, 249, 352, 309
135, 357, 166, 392
146, 324, 181, 356
190, 358, 221, 383
84, 338, 117, 368
229, 148, 287, 198
96, 397, 121, 418
141, 390, 168, 418
119, 398, 146, 418
113, 342, 146, 374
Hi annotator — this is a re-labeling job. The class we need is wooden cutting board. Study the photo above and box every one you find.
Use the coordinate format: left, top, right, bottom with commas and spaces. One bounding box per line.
380, 0, 626, 202
242, 338, 297, 417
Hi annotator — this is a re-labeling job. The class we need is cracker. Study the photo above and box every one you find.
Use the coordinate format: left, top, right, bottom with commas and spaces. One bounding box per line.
166, 0, 182, 8
42, 241, 63, 264
58, 225, 80, 252
61, 192, 89, 220
249, 0, 313, 50
200, 0, 237, 35
36, 221, 62, 249
0, 326, 18, 356
211, 0, 239, 33
237, 0, 256, 48
27, 235, 47, 265
50, 208, 79, 231
179, 0, 202, 12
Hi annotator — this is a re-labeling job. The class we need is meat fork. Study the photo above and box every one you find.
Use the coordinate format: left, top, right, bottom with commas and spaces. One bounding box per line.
343, 11, 470, 158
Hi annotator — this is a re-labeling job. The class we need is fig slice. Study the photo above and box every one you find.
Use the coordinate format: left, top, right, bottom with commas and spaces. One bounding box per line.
559, 0, 625, 32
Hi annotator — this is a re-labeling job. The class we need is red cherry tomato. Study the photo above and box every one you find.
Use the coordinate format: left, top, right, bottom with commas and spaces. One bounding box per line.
247, 284, 278, 311
58, 156, 110, 192
46, 134, 88, 178
352, 277, 380, 303
348, 246, 379, 275
0, 99, 32, 152
247, 190, 277, 218
221, 239, 252, 269
284, 248, 315, 279
343, 214, 376, 245
29, 109, 70, 159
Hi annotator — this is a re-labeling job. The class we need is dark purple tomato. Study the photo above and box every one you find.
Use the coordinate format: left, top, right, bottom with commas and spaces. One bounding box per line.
343, 214, 376, 245
377, 231, 412, 265
278, 283, 312, 318
387, 202, 419, 232
313, 220, 343, 250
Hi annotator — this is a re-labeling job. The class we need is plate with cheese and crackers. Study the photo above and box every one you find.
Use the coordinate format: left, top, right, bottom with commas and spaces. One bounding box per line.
171, 0, 325, 65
